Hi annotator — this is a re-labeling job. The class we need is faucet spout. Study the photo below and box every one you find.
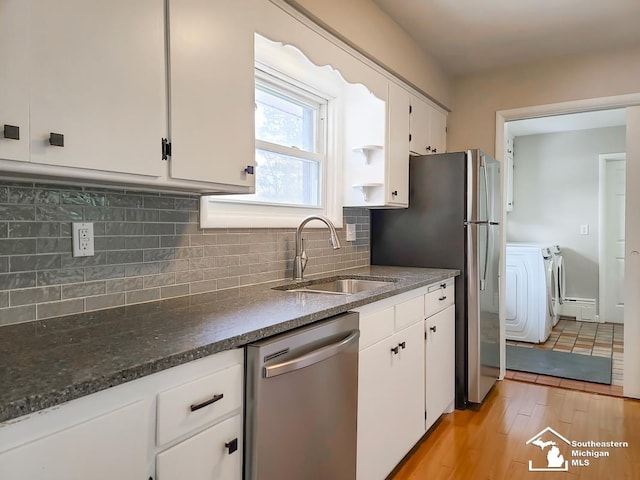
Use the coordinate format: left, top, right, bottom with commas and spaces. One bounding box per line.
293, 215, 342, 280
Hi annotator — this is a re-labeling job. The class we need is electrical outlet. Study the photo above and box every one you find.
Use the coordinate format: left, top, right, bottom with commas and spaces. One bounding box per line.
346, 223, 357, 242
72, 222, 94, 257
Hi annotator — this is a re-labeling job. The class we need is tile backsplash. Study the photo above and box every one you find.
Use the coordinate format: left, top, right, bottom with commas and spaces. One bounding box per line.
0, 182, 370, 326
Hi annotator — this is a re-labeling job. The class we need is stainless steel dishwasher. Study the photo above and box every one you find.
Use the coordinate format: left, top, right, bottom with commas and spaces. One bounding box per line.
245, 312, 360, 480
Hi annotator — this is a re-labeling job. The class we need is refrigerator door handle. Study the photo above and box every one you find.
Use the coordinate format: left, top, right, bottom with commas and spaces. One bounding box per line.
480, 223, 489, 291
465, 220, 489, 225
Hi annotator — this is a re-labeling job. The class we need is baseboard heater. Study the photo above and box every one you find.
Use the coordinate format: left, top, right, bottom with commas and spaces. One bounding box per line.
560, 297, 598, 322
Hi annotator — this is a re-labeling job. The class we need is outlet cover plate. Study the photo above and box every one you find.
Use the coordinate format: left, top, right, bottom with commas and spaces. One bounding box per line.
72, 222, 95, 257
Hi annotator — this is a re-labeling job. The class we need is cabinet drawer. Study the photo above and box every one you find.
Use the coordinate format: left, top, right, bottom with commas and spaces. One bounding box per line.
358, 306, 395, 350
157, 363, 242, 446
425, 280, 454, 317
394, 295, 425, 331
157, 414, 242, 480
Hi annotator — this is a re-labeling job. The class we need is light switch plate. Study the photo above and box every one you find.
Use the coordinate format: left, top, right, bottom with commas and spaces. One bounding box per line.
72, 222, 95, 257
580, 224, 589, 235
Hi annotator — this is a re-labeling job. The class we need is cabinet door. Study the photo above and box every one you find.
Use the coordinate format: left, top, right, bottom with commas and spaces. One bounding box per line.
29, 0, 166, 177
168, 0, 255, 188
0, 401, 150, 480
357, 322, 425, 480
409, 96, 430, 156
357, 334, 403, 480
157, 415, 242, 480
410, 97, 446, 156
392, 321, 427, 457
386, 82, 410, 206
425, 305, 455, 430
0, 0, 30, 162
429, 106, 447, 154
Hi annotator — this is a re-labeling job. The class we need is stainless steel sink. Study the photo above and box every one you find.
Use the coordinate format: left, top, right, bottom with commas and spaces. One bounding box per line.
276, 277, 396, 295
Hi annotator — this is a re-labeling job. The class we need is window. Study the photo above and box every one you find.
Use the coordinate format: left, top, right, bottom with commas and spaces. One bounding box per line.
202, 66, 342, 228
252, 72, 326, 206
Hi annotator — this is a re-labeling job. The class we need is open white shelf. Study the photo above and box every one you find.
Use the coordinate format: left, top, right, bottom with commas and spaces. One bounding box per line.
352, 183, 383, 201
352, 145, 383, 164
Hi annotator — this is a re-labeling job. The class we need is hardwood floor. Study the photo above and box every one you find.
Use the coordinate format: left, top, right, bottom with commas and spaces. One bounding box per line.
392, 380, 640, 479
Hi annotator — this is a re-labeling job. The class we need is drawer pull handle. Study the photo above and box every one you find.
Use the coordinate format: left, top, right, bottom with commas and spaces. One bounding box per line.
190, 393, 224, 412
3, 124, 19, 140
438, 295, 447, 301
391, 345, 399, 355
49, 132, 64, 147
399, 341, 406, 350
440, 283, 446, 289
430, 325, 437, 333
225, 438, 238, 455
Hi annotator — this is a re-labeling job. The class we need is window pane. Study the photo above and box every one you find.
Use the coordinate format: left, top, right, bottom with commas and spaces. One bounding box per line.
255, 87, 317, 152
254, 149, 320, 206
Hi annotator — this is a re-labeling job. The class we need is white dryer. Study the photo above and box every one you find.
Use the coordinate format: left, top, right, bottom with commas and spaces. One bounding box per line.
505, 243, 555, 343
550, 245, 565, 326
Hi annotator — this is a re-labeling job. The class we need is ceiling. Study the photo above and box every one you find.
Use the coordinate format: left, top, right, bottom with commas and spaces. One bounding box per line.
372, 0, 640, 76
507, 109, 626, 137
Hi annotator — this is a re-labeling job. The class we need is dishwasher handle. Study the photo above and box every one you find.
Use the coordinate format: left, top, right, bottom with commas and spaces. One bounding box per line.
264, 329, 360, 378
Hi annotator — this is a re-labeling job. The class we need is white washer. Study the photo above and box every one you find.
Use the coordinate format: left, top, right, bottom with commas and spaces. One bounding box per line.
505, 243, 555, 343
550, 245, 565, 326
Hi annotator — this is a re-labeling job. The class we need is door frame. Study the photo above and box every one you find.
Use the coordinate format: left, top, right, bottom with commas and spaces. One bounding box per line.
495, 93, 640, 397
598, 152, 626, 324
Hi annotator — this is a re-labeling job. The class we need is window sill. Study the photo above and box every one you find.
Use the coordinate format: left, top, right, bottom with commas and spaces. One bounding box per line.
199, 197, 343, 228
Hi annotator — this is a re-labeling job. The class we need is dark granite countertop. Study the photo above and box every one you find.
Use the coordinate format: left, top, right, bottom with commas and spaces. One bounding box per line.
0, 266, 458, 423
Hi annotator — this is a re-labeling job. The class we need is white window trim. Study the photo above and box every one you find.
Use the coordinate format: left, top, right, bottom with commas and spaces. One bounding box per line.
200, 68, 344, 229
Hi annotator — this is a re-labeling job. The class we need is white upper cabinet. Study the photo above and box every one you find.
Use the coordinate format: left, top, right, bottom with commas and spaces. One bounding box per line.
28, 0, 166, 177
410, 95, 447, 156
0, 0, 30, 162
429, 106, 447, 154
342, 80, 410, 209
505, 136, 514, 212
386, 82, 411, 206
167, 0, 255, 189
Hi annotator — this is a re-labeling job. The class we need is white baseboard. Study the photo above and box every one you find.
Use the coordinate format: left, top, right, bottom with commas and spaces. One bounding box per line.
560, 297, 599, 322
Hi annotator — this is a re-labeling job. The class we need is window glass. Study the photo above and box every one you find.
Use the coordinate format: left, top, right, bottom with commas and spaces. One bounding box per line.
254, 149, 320, 206
255, 87, 317, 153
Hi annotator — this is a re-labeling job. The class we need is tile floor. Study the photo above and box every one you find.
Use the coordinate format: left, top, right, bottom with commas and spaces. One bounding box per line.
506, 317, 624, 396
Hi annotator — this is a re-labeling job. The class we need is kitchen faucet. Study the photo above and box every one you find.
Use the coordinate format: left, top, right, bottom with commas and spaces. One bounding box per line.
293, 215, 342, 280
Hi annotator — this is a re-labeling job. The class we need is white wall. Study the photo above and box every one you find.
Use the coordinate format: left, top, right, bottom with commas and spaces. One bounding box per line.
507, 126, 626, 304
448, 46, 640, 155
284, 0, 451, 108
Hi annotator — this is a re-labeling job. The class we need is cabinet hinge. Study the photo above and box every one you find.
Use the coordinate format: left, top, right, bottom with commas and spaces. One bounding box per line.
161, 138, 172, 161
409, 105, 412, 114
424, 331, 427, 340
409, 134, 412, 142
445, 126, 448, 133
425, 411, 427, 420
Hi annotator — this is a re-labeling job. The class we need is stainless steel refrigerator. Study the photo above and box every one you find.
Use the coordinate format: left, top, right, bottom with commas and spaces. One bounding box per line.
371, 149, 501, 408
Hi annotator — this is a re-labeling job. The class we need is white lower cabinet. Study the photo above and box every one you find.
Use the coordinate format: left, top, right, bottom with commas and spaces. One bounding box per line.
0, 349, 243, 480
156, 414, 242, 480
425, 304, 455, 431
0, 400, 150, 480
358, 321, 425, 480
354, 289, 426, 480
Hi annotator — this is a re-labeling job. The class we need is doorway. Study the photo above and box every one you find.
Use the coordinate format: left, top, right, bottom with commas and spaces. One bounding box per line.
500, 108, 627, 392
